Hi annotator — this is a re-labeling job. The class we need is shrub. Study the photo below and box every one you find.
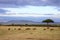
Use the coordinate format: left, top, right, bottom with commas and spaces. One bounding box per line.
43, 29, 46, 30
50, 29, 54, 31
25, 28, 30, 30
18, 28, 21, 30
8, 28, 10, 30
25, 24, 28, 25
33, 28, 36, 30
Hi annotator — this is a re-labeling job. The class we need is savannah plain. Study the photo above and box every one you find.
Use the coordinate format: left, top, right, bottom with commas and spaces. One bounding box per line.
0, 26, 60, 40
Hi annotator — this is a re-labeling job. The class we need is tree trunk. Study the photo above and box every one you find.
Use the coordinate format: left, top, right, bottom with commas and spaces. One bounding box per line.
47, 23, 49, 29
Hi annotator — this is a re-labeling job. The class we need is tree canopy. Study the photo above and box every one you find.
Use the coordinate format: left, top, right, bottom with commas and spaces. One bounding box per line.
42, 19, 54, 23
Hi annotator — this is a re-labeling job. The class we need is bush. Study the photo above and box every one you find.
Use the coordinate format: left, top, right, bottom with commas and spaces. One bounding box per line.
50, 29, 54, 31
33, 28, 36, 30
25, 24, 28, 25
18, 28, 21, 30
8, 28, 10, 30
25, 28, 30, 30
43, 29, 46, 30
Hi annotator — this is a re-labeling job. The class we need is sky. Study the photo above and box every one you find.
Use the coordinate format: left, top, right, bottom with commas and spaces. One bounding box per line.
0, 0, 60, 22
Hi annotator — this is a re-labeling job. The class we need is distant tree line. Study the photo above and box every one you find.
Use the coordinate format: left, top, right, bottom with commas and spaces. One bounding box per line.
0, 19, 60, 27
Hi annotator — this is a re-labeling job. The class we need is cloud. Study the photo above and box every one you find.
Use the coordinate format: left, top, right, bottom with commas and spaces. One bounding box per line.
43, 14, 54, 15
46, 0, 60, 6
0, 6, 59, 18
0, 13, 60, 19
0, 9, 9, 13
0, 14, 51, 17
2, 6, 59, 13
3, 6, 60, 17
0, 0, 60, 7
0, 4, 18, 8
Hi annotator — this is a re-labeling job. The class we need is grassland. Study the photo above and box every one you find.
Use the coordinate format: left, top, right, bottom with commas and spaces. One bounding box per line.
0, 26, 60, 40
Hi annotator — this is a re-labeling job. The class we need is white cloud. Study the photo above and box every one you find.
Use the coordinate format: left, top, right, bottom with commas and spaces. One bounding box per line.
0, 6, 60, 18
3, 6, 59, 14
0, 13, 60, 18
0, 13, 46, 17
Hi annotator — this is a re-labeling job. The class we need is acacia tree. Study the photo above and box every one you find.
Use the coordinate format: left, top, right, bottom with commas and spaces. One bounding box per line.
42, 19, 54, 29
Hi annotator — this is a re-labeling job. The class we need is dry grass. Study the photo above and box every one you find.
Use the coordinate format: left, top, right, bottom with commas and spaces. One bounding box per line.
0, 26, 60, 40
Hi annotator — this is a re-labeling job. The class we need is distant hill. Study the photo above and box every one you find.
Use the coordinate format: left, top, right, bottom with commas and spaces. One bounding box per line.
0, 20, 60, 25
1, 20, 40, 24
